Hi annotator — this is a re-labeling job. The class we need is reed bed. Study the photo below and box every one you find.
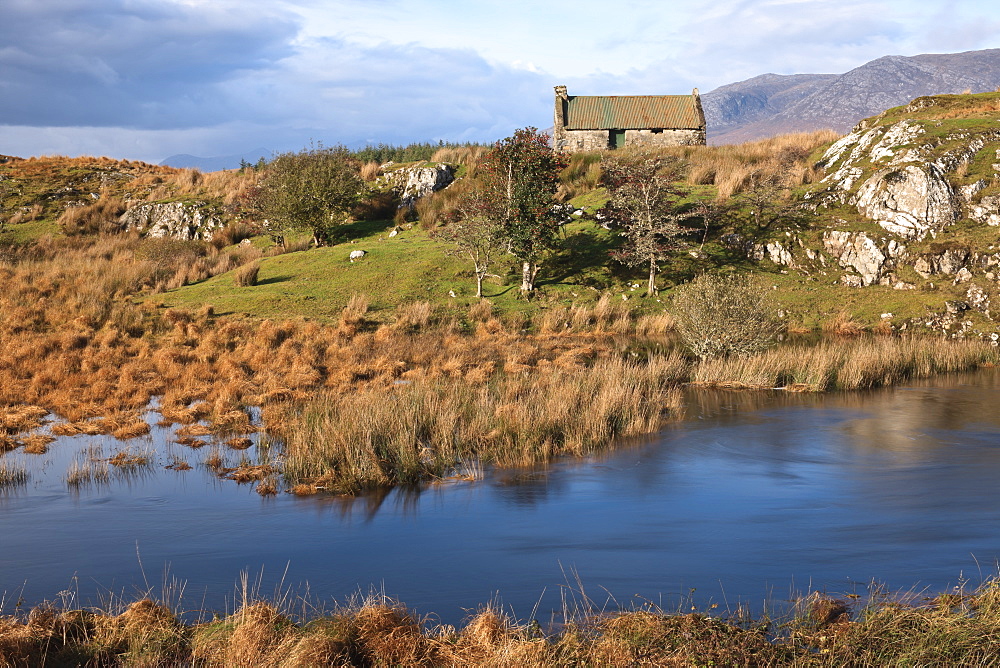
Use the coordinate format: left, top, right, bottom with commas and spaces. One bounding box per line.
7, 578, 1000, 665
281, 352, 688, 493
691, 336, 999, 390
0, 462, 28, 488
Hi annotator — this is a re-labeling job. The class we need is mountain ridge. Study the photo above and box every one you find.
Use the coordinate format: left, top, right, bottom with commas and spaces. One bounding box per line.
704, 48, 1000, 144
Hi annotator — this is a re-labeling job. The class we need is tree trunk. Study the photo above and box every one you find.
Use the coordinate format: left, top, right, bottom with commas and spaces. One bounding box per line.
476, 272, 484, 299
647, 260, 657, 296
521, 261, 538, 293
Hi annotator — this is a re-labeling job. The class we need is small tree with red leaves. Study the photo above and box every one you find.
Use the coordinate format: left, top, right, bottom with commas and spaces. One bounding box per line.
477, 127, 567, 294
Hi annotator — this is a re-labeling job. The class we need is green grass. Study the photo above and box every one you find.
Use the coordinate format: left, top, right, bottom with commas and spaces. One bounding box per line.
151, 219, 652, 322
0, 217, 60, 243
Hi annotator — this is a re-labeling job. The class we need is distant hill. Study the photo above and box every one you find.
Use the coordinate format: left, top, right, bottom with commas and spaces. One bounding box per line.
703, 48, 1000, 144
159, 148, 271, 172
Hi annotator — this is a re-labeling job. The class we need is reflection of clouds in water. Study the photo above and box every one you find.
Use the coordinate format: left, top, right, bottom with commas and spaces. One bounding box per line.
838, 374, 1000, 459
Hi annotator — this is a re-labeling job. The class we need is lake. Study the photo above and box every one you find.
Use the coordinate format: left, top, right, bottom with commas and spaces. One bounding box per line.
3, 369, 1000, 625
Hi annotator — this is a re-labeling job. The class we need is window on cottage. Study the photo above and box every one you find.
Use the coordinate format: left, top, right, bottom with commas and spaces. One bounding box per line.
652, 129, 663, 134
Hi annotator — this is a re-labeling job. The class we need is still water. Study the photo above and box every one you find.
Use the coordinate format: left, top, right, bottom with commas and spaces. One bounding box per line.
3, 370, 1000, 624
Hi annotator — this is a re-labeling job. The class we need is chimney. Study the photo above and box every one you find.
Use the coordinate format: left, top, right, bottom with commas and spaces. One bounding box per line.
553, 86, 569, 149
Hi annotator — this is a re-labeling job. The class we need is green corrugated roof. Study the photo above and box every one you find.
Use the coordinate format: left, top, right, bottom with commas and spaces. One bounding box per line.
565, 95, 703, 130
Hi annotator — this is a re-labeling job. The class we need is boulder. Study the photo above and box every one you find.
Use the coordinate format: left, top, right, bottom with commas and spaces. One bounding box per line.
380, 163, 455, 207
968, 194, 1000, 226
751, 241, 795, 266
852, 164, 958, 239
913, 247, 970, 277
119, 202, 223, 240
822, 230, 899, 286
967, 284, 991, 312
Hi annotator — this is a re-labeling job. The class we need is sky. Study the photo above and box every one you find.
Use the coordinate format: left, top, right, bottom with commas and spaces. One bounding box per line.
2, 0, 999, 163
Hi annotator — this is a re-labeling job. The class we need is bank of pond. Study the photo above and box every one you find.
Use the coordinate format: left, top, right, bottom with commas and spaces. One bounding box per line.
2, 361, 1000, 663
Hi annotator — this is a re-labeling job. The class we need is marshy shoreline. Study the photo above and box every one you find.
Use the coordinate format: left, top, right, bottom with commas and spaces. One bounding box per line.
4, 576, 1000, 665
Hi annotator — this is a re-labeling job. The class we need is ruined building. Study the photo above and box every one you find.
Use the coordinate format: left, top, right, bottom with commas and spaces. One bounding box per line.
552, 85, 706, 152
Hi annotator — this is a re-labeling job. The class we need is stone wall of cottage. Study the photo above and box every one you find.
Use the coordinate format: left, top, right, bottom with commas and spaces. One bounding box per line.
557, 128, 706, 153
558, 130, 613, 152
625, 128, 706, 147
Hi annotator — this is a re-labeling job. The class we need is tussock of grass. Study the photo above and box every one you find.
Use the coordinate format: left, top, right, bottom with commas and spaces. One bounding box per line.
9, 578, 1000, 665
233, 260, 260, 287
0, 463, 28, 488
65, 459, 111, 487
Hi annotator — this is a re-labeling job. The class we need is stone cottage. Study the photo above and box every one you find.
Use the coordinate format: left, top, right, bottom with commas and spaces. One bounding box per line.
552, 85, 706, 152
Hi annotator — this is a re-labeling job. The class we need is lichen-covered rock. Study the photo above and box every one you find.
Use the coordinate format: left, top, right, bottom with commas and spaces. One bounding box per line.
969, 194, 1000, 226
379, 163, 455, 207
751, 241, 795, 267
967, 284, 990, 313
822, 230, 901, 286
913, 247, 970, 277
852, 164, 958, 239
119, 202, 223, 240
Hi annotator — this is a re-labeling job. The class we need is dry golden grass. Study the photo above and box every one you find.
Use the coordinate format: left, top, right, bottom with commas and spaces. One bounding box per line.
233, 260, 260, 287
0, 463, 28, 488
281, 351, 688, 493
9, 577, 1000, 666
603, 130, 840, 199
22, 433, 54, 455
691, 336, 997, 391
822, 310, 866, 337
58, 196, 128, 235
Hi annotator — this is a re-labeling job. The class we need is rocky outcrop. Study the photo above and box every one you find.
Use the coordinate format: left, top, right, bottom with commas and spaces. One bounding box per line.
913, 247, 970, 277
813, 110, 1000, 240
119, 202, 223, 240
968, 193, 1000, 226
821, 230, 906, 286
379, 163, 455, 207
852, 164, 958, 239
751, 240, 795, 266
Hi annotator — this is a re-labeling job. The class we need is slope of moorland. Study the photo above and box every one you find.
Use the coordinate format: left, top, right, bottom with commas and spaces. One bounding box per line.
747, 92, 1000, 338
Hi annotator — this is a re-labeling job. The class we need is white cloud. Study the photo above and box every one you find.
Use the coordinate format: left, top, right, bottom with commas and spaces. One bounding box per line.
3, 0, 1000, 161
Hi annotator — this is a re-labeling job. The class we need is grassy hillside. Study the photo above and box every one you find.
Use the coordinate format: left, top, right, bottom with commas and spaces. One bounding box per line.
151, 217, 630, 322
4, 117, 999, 336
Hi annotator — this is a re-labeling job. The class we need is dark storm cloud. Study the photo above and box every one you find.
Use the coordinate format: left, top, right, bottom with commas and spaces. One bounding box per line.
0, 0, 299, 128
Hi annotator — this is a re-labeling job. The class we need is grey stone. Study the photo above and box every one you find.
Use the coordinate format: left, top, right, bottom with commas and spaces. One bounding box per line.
822, 230, 892, 285
967, 284, 991, 312
380, 163, 455, 207
119, 201, 223, 240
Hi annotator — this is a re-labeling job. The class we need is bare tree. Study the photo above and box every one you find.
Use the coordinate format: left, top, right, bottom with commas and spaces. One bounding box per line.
438, 195, 505, 298
601, 155, 690, 295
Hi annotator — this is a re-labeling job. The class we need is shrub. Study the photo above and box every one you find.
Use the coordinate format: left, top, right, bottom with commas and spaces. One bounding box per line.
671, 273, 783, 360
